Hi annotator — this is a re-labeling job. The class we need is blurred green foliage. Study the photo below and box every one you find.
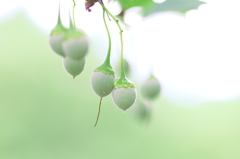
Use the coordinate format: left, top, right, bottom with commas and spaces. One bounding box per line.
115, 0, 205, 16
0, 10, 240, 159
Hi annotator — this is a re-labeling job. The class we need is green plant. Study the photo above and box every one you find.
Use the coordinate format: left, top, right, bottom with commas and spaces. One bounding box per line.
49, 1, 89, 79
115, 58, 131, 77
49, 4, 67, 57
62, 15, 89, 60
98, 1, 137, 110
89, 0, 137, 126
48, 0, 205, 126
91, 10, 115, 127
112, 78, 136, 111
63, 56, 86, 79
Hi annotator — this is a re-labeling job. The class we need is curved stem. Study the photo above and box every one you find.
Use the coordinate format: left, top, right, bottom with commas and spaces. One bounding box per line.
94, 98, 103, 127
72, 0, 76, 28
102, 10, 111, 66
97, 1, 125, 78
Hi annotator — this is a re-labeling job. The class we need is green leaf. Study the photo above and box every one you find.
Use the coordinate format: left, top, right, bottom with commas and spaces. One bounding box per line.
114, 0, 206, 17
143, 0, 206, 16
116, 0, 155, 11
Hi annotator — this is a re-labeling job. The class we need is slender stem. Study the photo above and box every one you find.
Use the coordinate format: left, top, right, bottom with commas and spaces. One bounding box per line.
72, 0, 76, 28
57, 0, 61, 25
97, 1, 125, 78
97, 2, 122, 32
100, 1, 111, 21
94, 98, 103, 127
102, 10, 111, 66
119, 26, 125, 78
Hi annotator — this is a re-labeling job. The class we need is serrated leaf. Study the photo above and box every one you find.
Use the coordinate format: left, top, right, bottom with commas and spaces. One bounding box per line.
143, 0, 206, 16
113, 0, 205, 17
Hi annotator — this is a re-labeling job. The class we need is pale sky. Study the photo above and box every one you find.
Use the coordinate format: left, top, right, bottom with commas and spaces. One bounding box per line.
1, 0, 240, 106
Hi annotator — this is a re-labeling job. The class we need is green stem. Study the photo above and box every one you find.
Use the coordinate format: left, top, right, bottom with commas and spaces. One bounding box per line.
57, 1, 61, 25
72, 0, 76, 28
102, 10, 111, 66
119, 26, 125, 78
94, 98, 103, 127
97, 1, 125, 78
